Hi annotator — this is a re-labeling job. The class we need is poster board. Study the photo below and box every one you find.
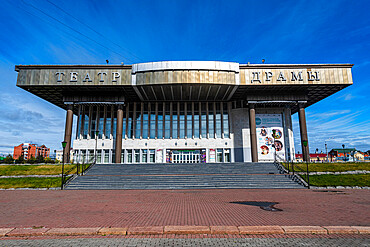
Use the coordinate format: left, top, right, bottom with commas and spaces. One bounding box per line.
256, 114, 285, 161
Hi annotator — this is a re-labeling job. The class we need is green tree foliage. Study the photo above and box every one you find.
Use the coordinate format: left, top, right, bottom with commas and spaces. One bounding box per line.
2, 155, 14, 164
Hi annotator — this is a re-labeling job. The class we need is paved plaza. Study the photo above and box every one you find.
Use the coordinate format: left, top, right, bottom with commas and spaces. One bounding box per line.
0, 189, 369, 228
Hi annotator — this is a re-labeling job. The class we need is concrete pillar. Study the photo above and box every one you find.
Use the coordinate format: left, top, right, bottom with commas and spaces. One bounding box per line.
249, 104, 258, 162
115, 105, 124, 163
298, 104, 309, 162
63, 104, 73, 164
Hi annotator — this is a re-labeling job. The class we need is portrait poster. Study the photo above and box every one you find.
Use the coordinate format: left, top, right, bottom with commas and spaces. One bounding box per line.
255, 114, 285, 161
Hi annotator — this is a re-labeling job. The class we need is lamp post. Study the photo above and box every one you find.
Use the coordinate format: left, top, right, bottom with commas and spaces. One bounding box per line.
324, 137, 334, 163
342, 144, 346, 162
303, 140, 310, 189
94, 130, 99, 164
61, 141, 67, 190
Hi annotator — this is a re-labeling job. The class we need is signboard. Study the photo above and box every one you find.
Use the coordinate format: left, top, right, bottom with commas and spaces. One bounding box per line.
256, 114, 285, 161
156, 149, 163, 163
209, 149, 216, 163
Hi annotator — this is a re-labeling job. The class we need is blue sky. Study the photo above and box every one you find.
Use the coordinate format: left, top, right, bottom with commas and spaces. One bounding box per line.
0, 0, 369, 155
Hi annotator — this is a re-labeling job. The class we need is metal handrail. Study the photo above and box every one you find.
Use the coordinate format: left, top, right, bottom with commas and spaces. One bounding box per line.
285, 160, 310, 189
61, 163, 91, 189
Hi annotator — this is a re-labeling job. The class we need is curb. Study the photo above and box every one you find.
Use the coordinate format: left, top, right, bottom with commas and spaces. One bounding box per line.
1, 226, 369, 237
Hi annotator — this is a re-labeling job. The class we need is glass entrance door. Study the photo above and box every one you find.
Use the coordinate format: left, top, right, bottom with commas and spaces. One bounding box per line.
170, 150, 200, 163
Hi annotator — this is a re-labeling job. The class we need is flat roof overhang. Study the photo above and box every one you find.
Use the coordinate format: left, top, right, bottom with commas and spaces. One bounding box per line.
15, 63, 353, 114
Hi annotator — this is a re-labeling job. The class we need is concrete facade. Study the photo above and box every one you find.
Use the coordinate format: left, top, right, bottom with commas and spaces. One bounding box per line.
15, 61, 353, 164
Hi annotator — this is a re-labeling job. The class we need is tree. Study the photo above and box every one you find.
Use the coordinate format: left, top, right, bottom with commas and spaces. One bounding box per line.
36, 155, 44, 163
3, 155, 14, 164
15, 155, 25, 164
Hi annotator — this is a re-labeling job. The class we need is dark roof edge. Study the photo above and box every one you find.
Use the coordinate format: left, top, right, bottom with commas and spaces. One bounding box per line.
15, 64, 133, 71
239, 64, 354, 69
14, 63, 354, 72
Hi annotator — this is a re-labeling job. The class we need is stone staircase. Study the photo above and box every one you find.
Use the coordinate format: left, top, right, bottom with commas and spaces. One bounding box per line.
66, 162, 304, 190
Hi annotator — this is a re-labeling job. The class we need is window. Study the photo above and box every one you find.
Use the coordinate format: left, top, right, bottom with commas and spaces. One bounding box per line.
201, 103, 207, 138
134, 149, 140, 163
208, 103, 214, 138
187, 103, 192, 138
194, 103, 200, 138
216, 149, 223, 162
105, 107, 111, 139
149, 103, 156, 139
223, 103, 229, 138
90, 106, 97, 139
104, 150, 110, 163
98, 107, 104, 139
142, 149, 148, 163
127, 150, 132, 163
216, 103, 222, 138
164, 103, 171, 139
157, 103, 163, 138
172, 103, 178, 138
142, 103, 149, 139
179, 103, 185, 139
135, 104, 142, 138
149, 149, 155, 162
83, 107, 89, 139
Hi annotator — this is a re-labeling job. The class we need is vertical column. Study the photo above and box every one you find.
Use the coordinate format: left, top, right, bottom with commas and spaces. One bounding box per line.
115, 105, 124, 163
298, 104, 309, 162
63, 104, 73, 164
249, 103, 258, 162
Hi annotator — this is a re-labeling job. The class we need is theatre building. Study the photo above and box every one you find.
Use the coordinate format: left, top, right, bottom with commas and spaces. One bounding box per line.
15, 61, 353, 164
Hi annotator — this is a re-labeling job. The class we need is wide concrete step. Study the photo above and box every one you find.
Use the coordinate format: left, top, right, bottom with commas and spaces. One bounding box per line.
66, 162, 304, 190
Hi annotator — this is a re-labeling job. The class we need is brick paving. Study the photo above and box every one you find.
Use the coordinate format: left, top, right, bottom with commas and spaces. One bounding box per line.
0, 189, 369, 228
0, 237, 369, 246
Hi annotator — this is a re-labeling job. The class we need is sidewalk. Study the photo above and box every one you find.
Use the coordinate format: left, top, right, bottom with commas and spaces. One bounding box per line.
0, 189, 369, 237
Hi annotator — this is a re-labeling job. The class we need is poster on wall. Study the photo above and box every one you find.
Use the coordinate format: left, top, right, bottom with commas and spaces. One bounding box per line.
256, 114, 285, 161
209, 149, 216, 163
156, 149, 163, 163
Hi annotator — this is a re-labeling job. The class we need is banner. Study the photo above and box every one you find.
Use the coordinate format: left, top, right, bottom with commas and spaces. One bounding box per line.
255, 114, 285, 161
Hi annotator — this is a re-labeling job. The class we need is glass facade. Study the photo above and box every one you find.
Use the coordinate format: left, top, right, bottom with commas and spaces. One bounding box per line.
76, 102, 230, 141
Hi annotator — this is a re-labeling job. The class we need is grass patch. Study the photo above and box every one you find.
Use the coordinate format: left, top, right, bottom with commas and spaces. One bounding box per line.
0, 164, 90, 176
284, 162, 370, 172
0, 177, 63, 189
302, 174, 370, 187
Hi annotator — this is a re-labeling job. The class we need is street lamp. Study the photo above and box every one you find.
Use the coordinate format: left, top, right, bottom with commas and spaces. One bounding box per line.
61, 141, 67, 190
325, 137, 334, 163
342, 144, 346, 162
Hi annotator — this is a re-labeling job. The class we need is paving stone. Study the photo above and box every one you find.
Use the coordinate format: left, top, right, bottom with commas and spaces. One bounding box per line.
210, 226, 239, 234
1, 238, 369, 246
127, 226, 163, 235
324, 226, 359, 234
6, 227, 50, 236
238, 225, 284, 234
282, 226, 327, 234
98, 227, 127, 235
45, 227, 101, 236
164, 225, 210, 234
0, 228, 14, 237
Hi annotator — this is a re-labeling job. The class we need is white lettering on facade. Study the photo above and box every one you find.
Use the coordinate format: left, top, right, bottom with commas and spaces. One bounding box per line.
70, 72, 78, 82
291, 71, 303, 81
265, 71, 273, 81
112, 72, 120, 82
55, 72, 65, 82
83, 73, 92, 82
251, 72, 261, 83
277, 72, 287, 81
98, 72, 107, 82
308, 71, 320, 81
